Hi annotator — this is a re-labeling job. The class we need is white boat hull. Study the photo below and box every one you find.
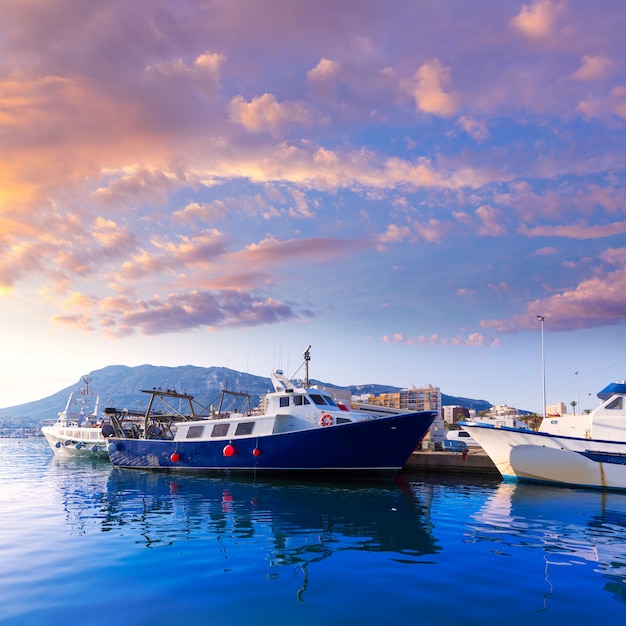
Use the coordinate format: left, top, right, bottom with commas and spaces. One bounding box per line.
42, 426, 108, 457
462, 424, 626, 490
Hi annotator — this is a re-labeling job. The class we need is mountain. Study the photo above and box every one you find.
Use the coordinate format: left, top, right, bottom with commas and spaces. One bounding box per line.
0, 364, 493, 423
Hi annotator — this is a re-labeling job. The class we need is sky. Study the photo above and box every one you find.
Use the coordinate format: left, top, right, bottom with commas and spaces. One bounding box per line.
1, 0, 625, 414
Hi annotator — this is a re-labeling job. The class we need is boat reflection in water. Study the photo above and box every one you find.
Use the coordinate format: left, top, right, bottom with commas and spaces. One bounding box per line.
468, 481, 626, 607
44, 465, 439, 600
103, 471, 437, 547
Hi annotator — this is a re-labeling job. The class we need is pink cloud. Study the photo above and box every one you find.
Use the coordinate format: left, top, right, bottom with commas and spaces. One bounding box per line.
509, 0, 564, 39
457, 117, 489, 142
94, 169, 181, 208
0, 210, 139, 290
174, 200, 230, 225
456, 288, 476, 298
476, 205, 506, 237
118, 230, 229, 281
382, 332, 501, 348
532, 247, 557, 256
228, 94, 317, 135
488, 283, 512, 294
401, 59, 459, 118
307, 58, 341, 83
451, 207, 508, 238
519, 221, 626, 240
481, 261, 626, 332
0, 241, 46, 289
87, 290, 308, 336
379, 218, 451, 245
233, 236, 368, 265
572, 55, 614, 82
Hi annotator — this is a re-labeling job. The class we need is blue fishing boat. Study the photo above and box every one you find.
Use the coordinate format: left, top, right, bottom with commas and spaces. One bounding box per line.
106, 347, 437, 475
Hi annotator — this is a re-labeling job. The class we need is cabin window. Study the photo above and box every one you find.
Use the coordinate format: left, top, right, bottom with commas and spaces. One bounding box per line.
336, 417, 352, 424
186, 425, 204, 439
293, 395, 312, 405
606, 397, 623, 410
235, 422, 254, 436
211, 423, 230, 437
309, 394, 328, 406
280, 397, 290, 407
459, 431, 470, 438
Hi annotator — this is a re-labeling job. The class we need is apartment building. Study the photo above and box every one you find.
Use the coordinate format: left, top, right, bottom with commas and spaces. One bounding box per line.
365, 385, 441, 413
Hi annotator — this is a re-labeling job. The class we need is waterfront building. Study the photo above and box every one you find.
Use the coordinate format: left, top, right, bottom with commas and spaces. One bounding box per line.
443, 405, 470, 425
474, 404, 529, 429
365, 385, 441, 413
356, 385, 444, 448
547, 402, 567, 416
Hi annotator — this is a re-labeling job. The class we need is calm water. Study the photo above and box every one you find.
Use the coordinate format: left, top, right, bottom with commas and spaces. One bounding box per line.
1, 439, 626, 625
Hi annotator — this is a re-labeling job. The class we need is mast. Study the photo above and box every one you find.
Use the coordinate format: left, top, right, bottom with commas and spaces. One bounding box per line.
304, 345, 311, 387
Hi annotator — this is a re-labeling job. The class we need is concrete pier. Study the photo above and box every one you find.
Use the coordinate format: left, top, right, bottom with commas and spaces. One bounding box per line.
404, 448, 499, 475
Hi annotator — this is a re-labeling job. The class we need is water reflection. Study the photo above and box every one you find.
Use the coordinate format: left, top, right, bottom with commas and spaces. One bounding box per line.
469, 482, 626, 606
44, 456, 441, 598
45, 454, 113, 535
101, 470, 439, 555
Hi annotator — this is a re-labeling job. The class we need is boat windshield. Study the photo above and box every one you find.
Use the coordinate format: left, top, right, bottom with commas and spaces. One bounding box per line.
309, 393, 338, 408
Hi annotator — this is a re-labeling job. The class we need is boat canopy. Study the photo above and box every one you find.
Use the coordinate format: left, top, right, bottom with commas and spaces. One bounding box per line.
598, 382, 626, 401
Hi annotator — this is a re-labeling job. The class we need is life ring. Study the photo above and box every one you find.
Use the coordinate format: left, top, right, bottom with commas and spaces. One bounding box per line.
320, 413, 333, 427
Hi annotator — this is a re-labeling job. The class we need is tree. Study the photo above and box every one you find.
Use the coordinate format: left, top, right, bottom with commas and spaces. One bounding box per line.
570, 400, 577, 414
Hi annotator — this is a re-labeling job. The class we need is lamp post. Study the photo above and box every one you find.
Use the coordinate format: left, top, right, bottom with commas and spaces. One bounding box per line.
575, 371, 579, 416
537, 315, 546, 420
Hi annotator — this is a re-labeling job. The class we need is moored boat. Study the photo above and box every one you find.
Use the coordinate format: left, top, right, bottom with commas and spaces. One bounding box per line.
461, 381, 626, 491
41, 378, 108, 457
106, 347, 437, 475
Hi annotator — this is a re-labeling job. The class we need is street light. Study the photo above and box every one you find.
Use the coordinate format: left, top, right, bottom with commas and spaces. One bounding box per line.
575, 371, 579, 416
537, 315, 546, 420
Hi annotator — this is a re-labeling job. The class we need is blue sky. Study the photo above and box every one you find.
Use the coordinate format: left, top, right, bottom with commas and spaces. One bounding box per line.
0, 0, 625, 413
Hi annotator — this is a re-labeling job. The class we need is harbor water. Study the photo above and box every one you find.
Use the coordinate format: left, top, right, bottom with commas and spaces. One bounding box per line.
1, 438, 626, 625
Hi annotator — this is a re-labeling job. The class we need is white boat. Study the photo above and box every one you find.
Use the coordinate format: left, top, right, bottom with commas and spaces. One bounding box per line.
461, 382, 626, 491
41, 378, 108, 457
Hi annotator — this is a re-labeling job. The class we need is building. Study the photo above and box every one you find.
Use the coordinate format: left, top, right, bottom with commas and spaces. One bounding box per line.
357, 385, 444, 448
443, 405, 470, 425
364, 385, 441, 413
547, 402, 568, 416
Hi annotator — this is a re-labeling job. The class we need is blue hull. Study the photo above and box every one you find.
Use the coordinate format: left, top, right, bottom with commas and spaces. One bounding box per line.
107, 411, 436, 474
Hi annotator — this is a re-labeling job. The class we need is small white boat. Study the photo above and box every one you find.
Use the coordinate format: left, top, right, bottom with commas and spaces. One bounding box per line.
41, 378, 108, 457
461, 381, 626, 491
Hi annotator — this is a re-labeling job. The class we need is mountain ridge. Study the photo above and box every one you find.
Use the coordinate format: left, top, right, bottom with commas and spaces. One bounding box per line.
0, 364, 493, 423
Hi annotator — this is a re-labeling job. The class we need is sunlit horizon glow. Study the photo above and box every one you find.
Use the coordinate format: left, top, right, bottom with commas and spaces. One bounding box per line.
1, 0, 625, 413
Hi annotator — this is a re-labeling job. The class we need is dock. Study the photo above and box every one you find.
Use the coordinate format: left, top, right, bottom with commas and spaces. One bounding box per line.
404, 448, 499, 475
